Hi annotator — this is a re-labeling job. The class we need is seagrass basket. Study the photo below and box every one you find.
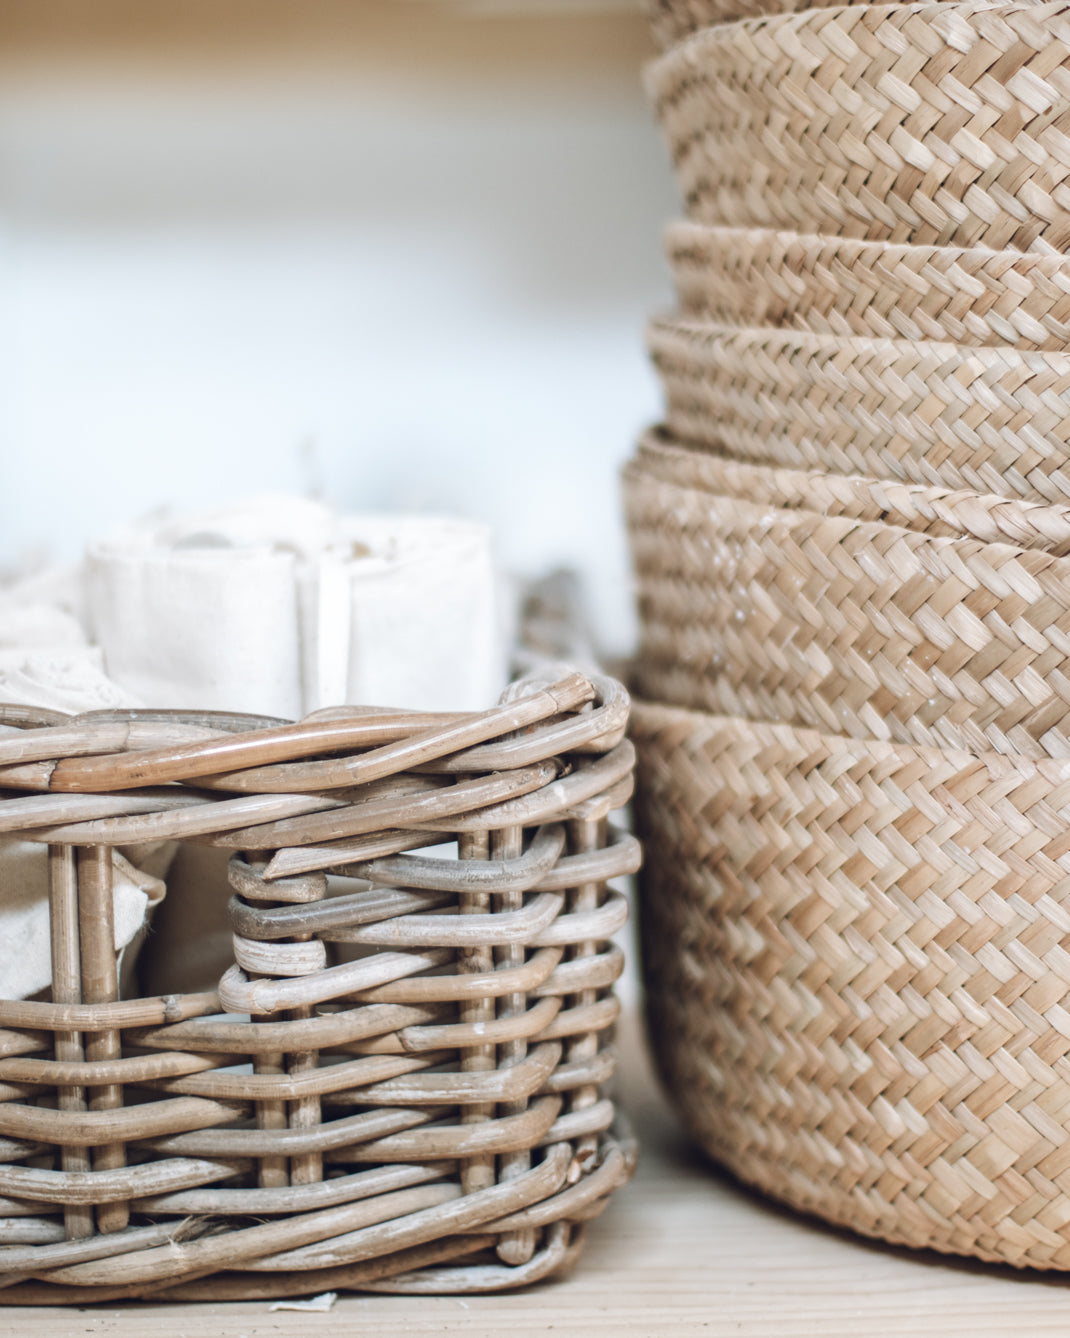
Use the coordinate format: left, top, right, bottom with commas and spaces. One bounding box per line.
667, 224, 1070, 350
643, 0, 1016, 47
648, 322, 1070, 504
648, 1, 1070, 251
632, 700, 1070, 1270
624, 454, 1070, 757
0, 669, 637, 1304
635, 433, 1070, 554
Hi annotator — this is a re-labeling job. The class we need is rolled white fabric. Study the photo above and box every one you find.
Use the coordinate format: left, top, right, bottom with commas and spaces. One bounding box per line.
87, 496, 335, 719
332, 515, 508, 713
88, 499, 509, 717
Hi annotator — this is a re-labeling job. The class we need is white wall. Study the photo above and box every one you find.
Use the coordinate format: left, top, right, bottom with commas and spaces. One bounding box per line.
0, 1, 678, 655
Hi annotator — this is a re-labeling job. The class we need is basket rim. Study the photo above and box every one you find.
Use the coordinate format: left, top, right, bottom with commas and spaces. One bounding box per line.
631, 696, 1070, 776
632, 431, 1070, 555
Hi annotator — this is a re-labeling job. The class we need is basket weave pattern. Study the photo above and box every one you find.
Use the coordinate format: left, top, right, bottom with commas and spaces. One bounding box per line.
0, 670, 636, 1304
643, 0, 1022, 47
632, 701, 1070, 1271
638, 0, 1070, 1270
625, 459, 1070, 759
636, 434, 1070, 555
648, 2, 1070, 251
667, 224, 1070, 350
649, 321, 1070, 505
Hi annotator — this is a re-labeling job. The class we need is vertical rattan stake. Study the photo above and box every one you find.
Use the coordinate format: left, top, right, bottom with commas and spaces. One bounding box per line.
286, 878, 326, 1188
246, 854, 290, 1190
457, 830, 496, 1196
567, 816, 605, 1168
493, 824, 536, 1266
47, 845, 93, 1241
76, 846, 128, 1233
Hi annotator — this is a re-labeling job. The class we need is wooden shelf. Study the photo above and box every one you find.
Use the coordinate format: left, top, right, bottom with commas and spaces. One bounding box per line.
10, 1014, 1070, 1336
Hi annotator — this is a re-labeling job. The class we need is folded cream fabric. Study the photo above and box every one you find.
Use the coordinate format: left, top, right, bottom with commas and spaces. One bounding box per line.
0, 647, 139, 715
88, 498, 509, 718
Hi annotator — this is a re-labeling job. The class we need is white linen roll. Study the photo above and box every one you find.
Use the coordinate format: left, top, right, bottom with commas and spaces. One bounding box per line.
87, 496, 335, 719
333, 515, 508, 713
87, 499, 508, 718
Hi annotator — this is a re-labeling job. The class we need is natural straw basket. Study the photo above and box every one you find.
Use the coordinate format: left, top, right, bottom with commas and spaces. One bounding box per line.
632, 700, 1070, 1270
0, 670, 637, 1304
667, 224, 1070, 351
643, 0, 1007, 47
648, 322, 1070, 505
647, 2, 1070, 250
636, 433, 1070, 554
624, 456, 1070, 757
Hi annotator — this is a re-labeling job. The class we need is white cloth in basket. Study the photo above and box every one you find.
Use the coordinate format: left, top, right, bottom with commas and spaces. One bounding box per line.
84, 497, 509, 995
332, 514, 507, 714
87, 498, 509, 719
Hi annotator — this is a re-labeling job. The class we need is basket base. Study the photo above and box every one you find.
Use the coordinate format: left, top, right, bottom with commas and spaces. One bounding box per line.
0, 1127, 637, 1306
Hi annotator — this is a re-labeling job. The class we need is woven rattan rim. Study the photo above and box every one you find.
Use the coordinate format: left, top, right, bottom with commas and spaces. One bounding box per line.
666, 222, 1070, 350
648, 1, 1070, 250
624, 455, 1070, 757
631, 698, 1070, 1270
648, 320, 1070, 505
636, 431, 1070, 554
0, 670, 637, 1302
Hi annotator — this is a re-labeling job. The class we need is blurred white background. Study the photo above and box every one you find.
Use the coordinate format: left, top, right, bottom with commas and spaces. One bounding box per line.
0, 0, 678, 656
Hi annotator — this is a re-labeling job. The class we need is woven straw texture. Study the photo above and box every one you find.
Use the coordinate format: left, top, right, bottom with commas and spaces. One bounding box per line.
0, 670, 636, 1304
667, 223, 1070, 350
648, 2, 1070, 250
644, 0, 1028, 47
636, 433, 1070, 554
624, 458, 1070, 758
632, 700, 1070, 1270
649, 321, 1070, 505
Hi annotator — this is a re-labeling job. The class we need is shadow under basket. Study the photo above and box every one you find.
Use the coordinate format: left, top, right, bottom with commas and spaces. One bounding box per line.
632, 699, 1070, 1271
0, 669, 638, 1304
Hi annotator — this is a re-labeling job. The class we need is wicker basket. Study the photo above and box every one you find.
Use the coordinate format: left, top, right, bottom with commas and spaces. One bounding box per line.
647, 1, 1070, 251
666, 224, 1070, 350
635, 433, 1070, 554
648, 322, 1070, 505
632, 699, 1070, 1270
0, 670, 637, 1304
624, 455, 1070, 757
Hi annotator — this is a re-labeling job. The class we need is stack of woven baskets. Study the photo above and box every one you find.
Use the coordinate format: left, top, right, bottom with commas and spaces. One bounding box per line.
628, 0, 1070, 1269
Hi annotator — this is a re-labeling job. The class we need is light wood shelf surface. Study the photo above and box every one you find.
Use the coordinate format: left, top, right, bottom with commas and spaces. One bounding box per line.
8, 1014, 1070, 1337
